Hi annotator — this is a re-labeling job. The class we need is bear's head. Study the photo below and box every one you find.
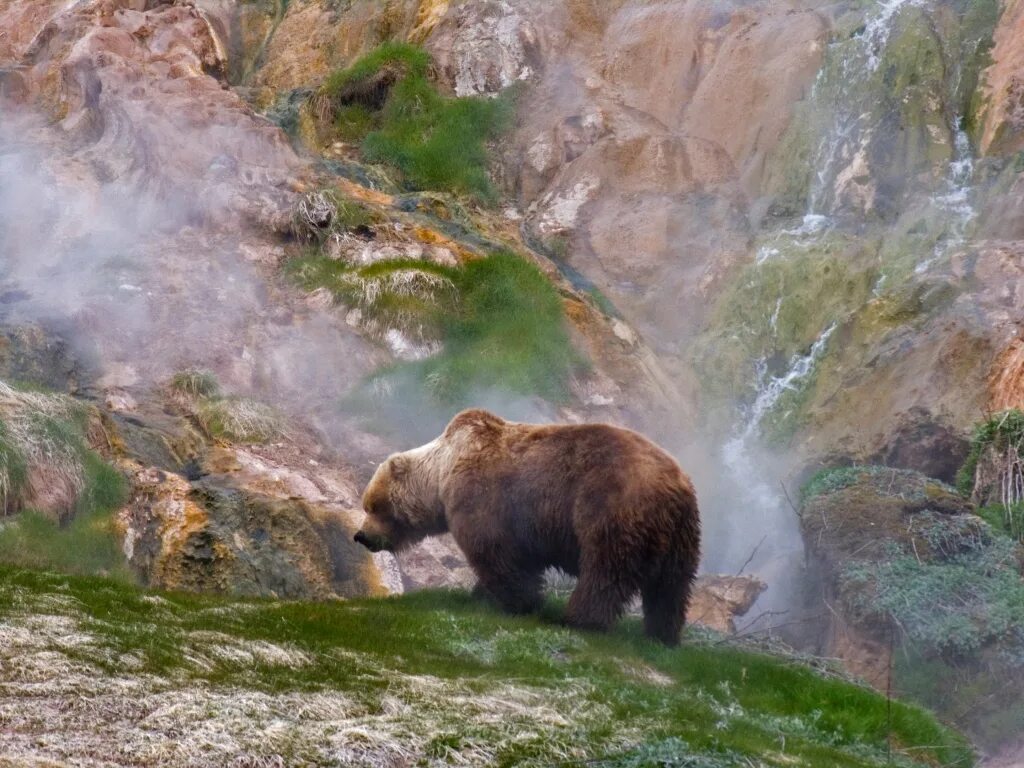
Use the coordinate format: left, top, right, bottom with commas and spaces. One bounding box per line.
354, 449, 446, 553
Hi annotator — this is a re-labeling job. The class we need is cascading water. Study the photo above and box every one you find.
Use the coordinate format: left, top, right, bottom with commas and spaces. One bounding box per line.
713, 0, 984, 628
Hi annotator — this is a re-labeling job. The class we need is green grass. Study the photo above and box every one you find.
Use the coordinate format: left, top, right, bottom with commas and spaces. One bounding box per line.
0, 420, 28, 514
289, 250, 580, 411
0, 565, 974, 767
316, 42, 513, 202
977, 502, 1024, 541
956, 409, 1024, 495
170, 368, 221, 398
0, 448, 129, 578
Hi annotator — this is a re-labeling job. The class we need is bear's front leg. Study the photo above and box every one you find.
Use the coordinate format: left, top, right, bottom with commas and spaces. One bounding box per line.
470, 565, 544, 615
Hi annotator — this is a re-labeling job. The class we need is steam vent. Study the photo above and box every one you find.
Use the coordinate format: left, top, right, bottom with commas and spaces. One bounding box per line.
0, 0, 1022, 764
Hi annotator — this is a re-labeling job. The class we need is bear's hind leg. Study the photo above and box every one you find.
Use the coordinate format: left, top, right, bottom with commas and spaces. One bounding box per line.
565, 565, 634, 633
641, 559, 696, 646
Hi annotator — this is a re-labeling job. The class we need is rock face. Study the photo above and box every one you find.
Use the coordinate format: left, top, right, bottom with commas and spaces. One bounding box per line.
10, 0, 301, 231
503, 1, 828, 361
976, 0, 1024, 157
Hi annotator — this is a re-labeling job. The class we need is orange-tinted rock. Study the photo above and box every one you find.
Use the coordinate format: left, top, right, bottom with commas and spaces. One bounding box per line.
991, 337, 1024, 412
977, 0, 1024, 157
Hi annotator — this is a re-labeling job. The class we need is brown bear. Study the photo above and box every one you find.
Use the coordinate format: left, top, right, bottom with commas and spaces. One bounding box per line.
353, 409, 701, 645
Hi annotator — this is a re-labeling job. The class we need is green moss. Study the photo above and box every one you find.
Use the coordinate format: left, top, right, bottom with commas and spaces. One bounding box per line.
291, 250, 580, 413
956, 409, 1024, 494
695, 235, 878, 426
0, 565, 974, 767
315, 43, 513, 202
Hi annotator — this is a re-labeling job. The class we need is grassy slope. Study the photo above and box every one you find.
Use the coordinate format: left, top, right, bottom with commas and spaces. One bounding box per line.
0, 566, 971, 767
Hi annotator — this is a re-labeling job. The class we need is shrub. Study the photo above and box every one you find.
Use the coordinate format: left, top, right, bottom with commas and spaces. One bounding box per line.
315, 43, 513, 202
842, 513, 1024, 658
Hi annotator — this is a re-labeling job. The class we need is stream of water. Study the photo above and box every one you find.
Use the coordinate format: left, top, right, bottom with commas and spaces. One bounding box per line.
714, 0, 981, 629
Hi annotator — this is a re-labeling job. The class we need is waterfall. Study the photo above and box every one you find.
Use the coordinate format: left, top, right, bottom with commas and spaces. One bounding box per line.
917, 121, 977, 273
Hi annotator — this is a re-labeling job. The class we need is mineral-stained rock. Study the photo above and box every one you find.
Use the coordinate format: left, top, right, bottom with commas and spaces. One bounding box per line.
425, 0, 540, 97
119, 464, 387, 599
6, 0, 302, 233
976, 0, 1024, 157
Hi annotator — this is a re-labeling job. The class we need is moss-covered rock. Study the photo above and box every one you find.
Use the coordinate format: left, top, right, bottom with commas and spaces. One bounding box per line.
800, 464, 1024, 749
693, 232, 879, 438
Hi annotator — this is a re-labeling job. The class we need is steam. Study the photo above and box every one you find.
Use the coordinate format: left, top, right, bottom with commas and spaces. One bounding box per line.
0, 110, 376, 445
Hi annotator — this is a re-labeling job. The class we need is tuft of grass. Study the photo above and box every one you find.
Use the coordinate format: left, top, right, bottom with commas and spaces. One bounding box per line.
315, 42, 513, 202
196, 397, 283, 444
0, 442, 129, 578
0, 566, 974, 768
170, 369, 221, 399
0, 420, 27, 514
168, 370, 283, 445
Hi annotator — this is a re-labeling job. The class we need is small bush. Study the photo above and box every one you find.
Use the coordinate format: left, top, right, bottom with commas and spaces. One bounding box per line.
292, 190, 379, 244
842, 516, 1024, 658
315, 43, 513, 202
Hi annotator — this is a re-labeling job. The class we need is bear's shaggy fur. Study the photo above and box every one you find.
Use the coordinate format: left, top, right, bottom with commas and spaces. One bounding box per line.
354, 409, 701, 645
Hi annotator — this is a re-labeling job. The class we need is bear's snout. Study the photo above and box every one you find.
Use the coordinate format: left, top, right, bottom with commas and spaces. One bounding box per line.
354, 530, 388, 552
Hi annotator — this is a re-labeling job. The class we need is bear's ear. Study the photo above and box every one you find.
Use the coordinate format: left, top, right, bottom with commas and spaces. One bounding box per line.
389, 455, 410, 479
